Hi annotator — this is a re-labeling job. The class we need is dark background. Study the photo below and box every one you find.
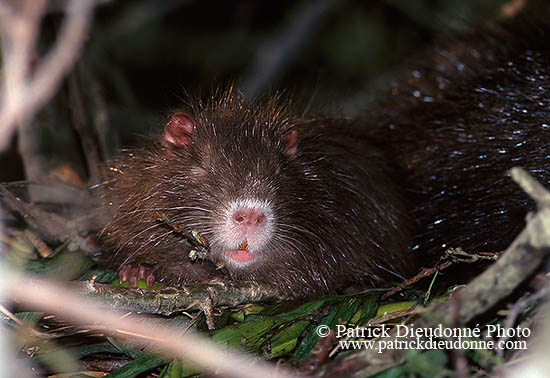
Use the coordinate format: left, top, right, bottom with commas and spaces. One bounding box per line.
0, 0, 509, 182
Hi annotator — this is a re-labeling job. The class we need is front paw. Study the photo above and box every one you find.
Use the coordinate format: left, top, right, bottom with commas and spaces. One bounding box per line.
118, 263, 156, 288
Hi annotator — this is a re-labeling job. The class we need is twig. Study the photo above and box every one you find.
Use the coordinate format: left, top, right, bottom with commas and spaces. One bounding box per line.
4, 274, 301, 378
0, 184, 58, 244
23, 229, 53, 258
450, 293, 468, 378
498, 284, 550, 358
381, 260, 452, 300
72, 280, 286, 315
0, 304, 24, 326
201, 294, 216, 330
510, 167, 550, 208
155, 211, 211, 262
381, 249, 498, 301
0, 181, 98, 245
0, 0, 95, 150
369, 308, 418, 327
79, 62, 115, 161
78, 358, 132, 373
299, 330, 337, 371
67, 67, 103, 183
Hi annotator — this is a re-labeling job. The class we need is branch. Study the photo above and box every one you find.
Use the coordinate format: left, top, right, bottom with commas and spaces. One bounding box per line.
71, 280, 287, 315
3, 273, 301, 378
0, 0, 95, 150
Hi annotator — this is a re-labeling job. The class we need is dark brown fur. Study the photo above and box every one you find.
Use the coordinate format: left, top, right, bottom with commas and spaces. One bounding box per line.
370, 5, 550, 260
99, 93, 414, 296
99, 4, 550, 296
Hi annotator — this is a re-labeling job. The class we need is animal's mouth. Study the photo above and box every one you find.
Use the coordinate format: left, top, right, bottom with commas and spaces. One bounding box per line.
224, 240, 256, 264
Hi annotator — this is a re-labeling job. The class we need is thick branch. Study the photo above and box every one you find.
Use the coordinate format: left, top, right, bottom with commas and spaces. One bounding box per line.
4, 274, 301, 378
71, 280, 287, 315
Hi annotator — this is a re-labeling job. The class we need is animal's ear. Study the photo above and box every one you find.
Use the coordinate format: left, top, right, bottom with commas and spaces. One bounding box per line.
282, 128, 298, 155
163, 112, 195, 148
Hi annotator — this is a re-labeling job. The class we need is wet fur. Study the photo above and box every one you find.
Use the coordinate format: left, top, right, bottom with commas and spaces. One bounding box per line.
370, 5, 550, 260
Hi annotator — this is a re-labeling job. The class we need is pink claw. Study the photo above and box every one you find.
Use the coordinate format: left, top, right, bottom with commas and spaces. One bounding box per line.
129, 275, 138, 287
118, 264, 156, 288
146, 273, 156, 288
118, 264, 131, 283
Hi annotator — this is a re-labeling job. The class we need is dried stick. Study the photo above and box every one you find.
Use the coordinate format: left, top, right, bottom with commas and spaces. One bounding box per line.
4, 273, 301, 378
381, 249, 498, 300
498, 284, 550, 358
0, 0, 94, 150
70, 280, 286, 315
67, 68, 103, 183
0, 184, 58, 244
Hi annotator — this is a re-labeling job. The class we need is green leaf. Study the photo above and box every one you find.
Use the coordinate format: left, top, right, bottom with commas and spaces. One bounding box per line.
375, 301, 416, 317
355, 295, 379, 325
264, 320, 310, 359
259, 297, 327, 319
106, 337, 143, 360
14, 312, 44, 327
405, 349, 451, 377
35, 343, 123, 364
158, 359, 202, 378
70, 342, 124, 359
375, 349, 452, 378
373, 365, 406, 378
105, 354, 167, 378
211, 297, 327, 357
291, 296, 364, 362
211, 316, 277, 352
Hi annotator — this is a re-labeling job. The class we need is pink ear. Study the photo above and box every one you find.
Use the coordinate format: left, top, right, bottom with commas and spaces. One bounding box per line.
163, 112, 195, 148
283, 129, 298, 155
